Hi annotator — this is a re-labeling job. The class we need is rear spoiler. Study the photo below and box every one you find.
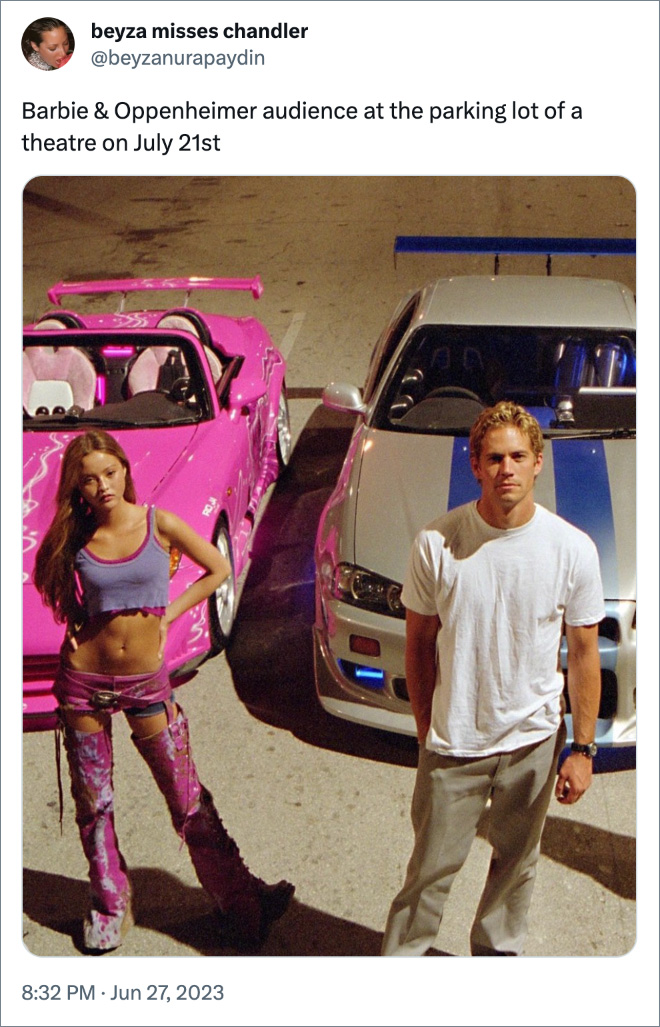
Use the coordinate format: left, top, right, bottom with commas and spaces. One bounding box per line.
47, 275, 264, 308
393, 236, 635, 274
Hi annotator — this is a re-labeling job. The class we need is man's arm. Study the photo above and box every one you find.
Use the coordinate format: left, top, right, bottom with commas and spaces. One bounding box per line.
555, 623, 601, 804
405, 609, 440, 744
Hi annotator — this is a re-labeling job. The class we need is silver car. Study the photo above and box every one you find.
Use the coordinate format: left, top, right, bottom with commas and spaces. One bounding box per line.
313, 272, 636, 753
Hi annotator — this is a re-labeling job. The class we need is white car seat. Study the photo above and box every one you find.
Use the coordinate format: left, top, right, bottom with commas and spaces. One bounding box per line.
23, 347, 97, 413
126, 347, 190, 396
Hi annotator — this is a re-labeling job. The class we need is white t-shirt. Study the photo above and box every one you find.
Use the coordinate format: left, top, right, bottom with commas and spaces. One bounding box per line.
402, 502, 605, 757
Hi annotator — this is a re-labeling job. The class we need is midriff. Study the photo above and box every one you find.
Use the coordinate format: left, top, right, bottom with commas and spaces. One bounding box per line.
65, 610, 163, 675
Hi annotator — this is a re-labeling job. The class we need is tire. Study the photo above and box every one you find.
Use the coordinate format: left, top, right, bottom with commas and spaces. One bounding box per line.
210, 523, 236, 652
276, 386, 292, 469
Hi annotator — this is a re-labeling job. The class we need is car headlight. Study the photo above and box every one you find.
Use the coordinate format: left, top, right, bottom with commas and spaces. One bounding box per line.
330, 563, 405, 619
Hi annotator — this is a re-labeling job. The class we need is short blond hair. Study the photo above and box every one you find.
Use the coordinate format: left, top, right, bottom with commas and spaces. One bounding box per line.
469, 401, 544, 462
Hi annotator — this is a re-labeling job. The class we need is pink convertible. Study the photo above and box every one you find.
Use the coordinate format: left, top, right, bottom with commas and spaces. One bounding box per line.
23, 276, 290, 730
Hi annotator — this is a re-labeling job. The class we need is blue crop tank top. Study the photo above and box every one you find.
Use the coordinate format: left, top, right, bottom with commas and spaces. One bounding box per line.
75, 506, 170, 617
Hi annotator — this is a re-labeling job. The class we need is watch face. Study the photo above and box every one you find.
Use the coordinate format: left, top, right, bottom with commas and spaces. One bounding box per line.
572, 742, 597, 756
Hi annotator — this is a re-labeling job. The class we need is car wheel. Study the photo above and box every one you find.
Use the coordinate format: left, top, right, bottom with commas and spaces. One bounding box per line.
276, 386, 292, 468
210, 523, 236, 651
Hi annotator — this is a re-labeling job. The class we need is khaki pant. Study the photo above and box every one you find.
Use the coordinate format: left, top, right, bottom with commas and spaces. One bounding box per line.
382, 725, 566, 956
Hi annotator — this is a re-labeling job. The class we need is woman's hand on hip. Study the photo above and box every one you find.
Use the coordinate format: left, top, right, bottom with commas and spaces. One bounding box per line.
157, 615, 169, 661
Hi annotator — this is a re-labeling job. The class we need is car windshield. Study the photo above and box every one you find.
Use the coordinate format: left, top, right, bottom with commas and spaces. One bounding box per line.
23, 333, 213, 429
374, 324, 636, 435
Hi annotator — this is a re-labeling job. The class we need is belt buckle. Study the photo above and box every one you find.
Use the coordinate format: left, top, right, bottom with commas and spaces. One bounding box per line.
91, 689, 120, 710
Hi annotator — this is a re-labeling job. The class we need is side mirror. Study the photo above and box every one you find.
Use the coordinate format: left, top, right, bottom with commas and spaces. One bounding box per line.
322, 382, 366, 416
229, 377, 268, 409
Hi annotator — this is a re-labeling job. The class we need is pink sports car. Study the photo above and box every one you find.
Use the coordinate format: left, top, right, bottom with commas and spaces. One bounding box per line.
23, 276, 291, 730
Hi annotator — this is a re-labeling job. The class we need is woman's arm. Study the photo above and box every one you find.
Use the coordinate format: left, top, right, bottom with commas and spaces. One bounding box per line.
155, 508, 231, 628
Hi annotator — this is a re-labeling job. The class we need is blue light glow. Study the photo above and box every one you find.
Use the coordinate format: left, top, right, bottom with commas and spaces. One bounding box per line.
338, 660, 386, 690
355, 666, 385, 681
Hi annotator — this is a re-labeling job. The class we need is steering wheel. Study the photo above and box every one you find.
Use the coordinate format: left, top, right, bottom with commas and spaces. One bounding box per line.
425, 386, 483, 403
169, 377, 194, 403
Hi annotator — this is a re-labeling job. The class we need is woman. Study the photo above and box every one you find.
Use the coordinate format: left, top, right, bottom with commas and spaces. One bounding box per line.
21, 18, 73, 70
34, 429, 293, 952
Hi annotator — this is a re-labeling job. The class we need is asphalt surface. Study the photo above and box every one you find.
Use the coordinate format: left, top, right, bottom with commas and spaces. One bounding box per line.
22, 176, 636, 958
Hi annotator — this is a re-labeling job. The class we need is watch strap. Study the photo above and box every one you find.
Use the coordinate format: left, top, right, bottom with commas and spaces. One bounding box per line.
570, 741, 597, 757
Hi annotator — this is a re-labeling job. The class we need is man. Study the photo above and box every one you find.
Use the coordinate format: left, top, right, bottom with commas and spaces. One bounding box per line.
381, 401, 604, 957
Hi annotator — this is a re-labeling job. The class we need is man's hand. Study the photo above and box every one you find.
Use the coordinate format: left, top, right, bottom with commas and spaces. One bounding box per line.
555, 752, 593, 804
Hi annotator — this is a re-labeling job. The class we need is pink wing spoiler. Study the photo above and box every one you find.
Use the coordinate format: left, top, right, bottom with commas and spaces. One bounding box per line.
47, 275, 264, 306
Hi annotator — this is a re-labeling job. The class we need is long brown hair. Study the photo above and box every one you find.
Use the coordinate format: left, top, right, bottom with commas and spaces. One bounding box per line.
33, 430, 137, 626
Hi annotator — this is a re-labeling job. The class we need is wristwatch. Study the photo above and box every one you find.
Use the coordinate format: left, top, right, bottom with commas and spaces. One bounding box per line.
571, 741, 598, 757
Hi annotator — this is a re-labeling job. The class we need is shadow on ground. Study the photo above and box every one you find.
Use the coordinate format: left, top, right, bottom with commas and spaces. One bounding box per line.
224, 402, 419, 769
23, 868, 454, 957
472, 802, 635, 900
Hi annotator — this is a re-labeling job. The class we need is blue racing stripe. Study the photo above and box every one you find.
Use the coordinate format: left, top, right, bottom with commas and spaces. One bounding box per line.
447, 437, 481, 510
551, 439, 618, 595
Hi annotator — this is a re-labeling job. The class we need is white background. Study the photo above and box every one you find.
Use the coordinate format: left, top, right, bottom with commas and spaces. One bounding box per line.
3, 2, 658, 1025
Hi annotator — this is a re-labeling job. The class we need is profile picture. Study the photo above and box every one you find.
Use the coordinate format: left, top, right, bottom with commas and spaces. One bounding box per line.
21, 17, 74, 71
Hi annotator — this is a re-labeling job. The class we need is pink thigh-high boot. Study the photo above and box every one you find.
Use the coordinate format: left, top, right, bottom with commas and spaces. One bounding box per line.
132, 705, 293, 949
63, 723, 133, 951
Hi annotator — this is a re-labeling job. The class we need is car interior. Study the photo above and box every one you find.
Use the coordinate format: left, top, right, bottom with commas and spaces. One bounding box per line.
23, 334, 216, 425
382, 326, 636, 432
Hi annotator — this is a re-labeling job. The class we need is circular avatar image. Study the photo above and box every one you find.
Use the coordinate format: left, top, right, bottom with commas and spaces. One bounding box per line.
22, 17, 74, 71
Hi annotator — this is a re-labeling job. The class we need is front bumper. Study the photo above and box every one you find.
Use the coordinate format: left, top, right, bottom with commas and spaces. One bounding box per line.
314, 626, 416, 735
314, 594, 636, 750
313, 596, 414, 734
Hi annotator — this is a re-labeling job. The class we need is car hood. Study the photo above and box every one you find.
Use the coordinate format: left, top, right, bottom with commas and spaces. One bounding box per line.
23, 426, 198, 655
353, 428, 635, 602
